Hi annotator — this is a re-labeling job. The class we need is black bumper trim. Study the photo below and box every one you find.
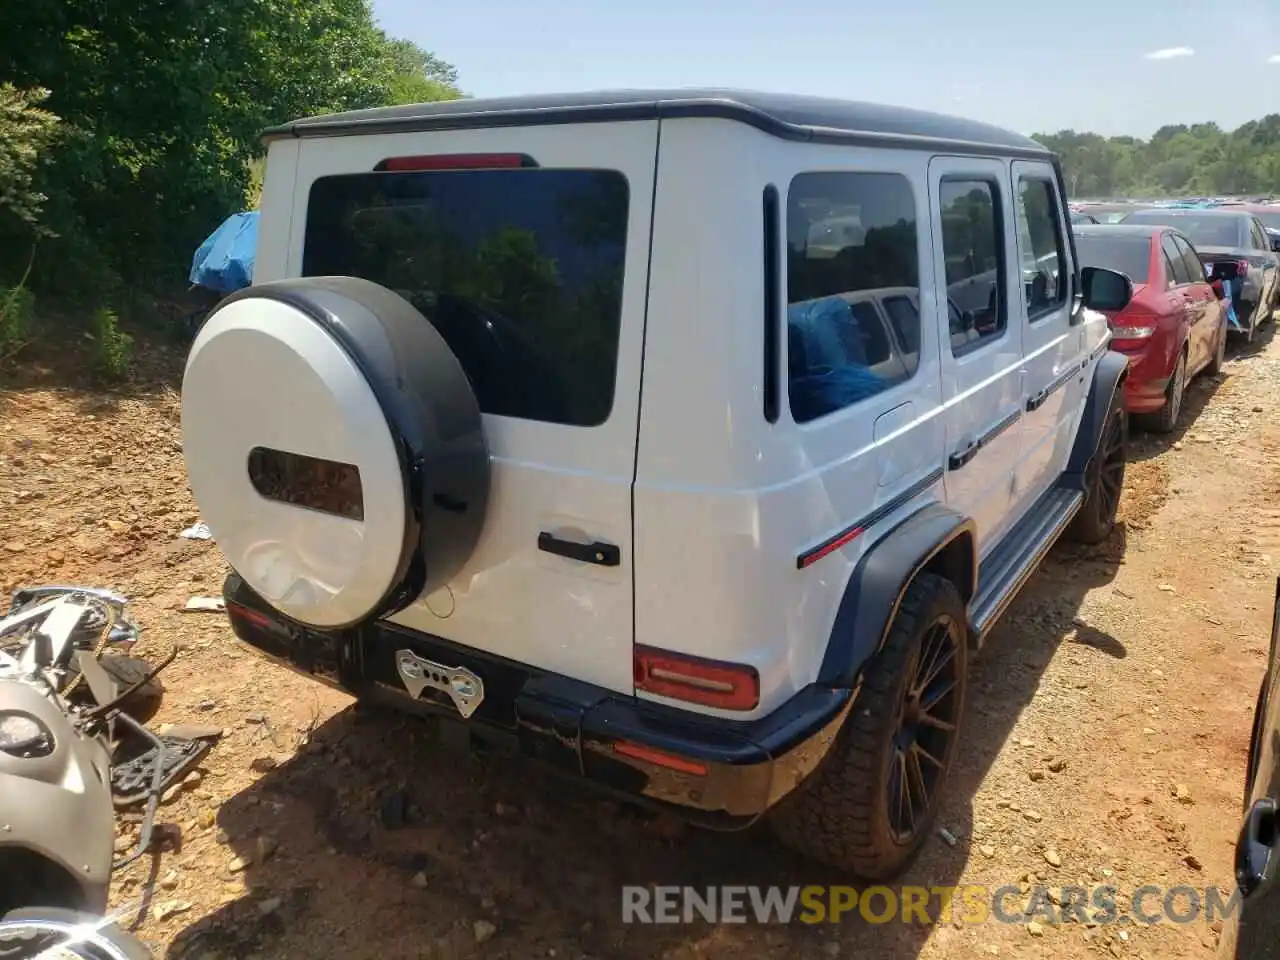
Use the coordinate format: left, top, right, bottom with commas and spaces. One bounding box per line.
223, 573, 854, 828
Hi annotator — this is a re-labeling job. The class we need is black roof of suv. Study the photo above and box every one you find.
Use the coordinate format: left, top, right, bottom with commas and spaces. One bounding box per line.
263, 88, 1052, 157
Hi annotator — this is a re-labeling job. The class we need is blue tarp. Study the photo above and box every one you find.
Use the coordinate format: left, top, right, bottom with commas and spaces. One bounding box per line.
189, 211, 259, 294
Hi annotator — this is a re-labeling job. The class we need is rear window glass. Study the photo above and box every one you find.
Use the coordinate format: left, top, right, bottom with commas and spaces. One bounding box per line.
1120, 212, 1243, 248
303, 169, 629, 427
1256, 211, 1280, 232
1074, 234, 1152, 284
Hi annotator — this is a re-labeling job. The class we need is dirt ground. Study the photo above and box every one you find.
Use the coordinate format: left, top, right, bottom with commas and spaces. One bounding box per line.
3, 320, 1280, 960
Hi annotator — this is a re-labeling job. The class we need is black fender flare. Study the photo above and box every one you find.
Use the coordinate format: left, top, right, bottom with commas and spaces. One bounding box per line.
816, 503, 977, 690
1064, 348, 1129, 487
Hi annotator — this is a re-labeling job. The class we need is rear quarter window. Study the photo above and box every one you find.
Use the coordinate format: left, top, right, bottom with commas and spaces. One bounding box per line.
785, 171, 920, 424
302, 168, 630, 428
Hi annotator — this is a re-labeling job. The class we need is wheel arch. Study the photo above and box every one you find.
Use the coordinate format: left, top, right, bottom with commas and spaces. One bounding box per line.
816, 503, 977, 690
1065, 349, 1129, 485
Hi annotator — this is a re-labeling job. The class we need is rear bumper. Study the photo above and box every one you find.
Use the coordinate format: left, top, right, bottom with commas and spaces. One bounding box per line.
1113, 344, 1171, 413
222, 573, 853, 828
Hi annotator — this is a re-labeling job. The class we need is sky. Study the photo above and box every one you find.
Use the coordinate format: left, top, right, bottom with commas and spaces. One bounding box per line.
372, 0, 1279, 139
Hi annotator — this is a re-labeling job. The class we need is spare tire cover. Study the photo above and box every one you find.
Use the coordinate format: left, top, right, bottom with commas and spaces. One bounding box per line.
181, 277, 489, 629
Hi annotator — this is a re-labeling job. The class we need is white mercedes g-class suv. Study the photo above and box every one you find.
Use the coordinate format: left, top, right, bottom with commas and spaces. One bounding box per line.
180, 89, 1134, 880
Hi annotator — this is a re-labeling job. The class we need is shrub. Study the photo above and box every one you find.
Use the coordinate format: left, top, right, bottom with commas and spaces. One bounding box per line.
90, 307, 132, 380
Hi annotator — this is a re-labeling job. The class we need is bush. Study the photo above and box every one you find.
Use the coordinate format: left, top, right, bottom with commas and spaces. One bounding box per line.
0, 283, 36, 356
90, 307, 132, 380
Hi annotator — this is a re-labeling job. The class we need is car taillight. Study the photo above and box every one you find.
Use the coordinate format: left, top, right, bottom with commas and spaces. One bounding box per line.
633, 645, 760, 711
1109, 311, 1159, 340
374, 153, 536, 171
1111, 325, 1156, 340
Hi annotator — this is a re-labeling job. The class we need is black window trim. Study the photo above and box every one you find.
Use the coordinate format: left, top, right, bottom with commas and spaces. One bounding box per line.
783, 168, 924, 426
1016, 175, 1070, 325
763, 184, 781, 423
1159, 233, 1180, 289
1171, 232, 1205, 288
1162, 233, 1193, 287
938, 173, 1009, 359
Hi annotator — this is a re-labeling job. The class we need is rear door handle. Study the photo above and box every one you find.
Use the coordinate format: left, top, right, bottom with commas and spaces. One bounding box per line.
537, 532, 621, 567
1236, 797, 1277, 897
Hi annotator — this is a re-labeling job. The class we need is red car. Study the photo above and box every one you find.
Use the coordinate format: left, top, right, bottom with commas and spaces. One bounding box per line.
1073, 223, 1228, 432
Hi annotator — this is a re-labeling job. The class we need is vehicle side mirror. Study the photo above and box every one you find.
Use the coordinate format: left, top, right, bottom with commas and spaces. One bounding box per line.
1080, 265, 1133, 313
1270, 235, 1280, 253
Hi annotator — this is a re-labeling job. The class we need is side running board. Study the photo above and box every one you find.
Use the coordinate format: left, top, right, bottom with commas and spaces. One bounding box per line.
970, 486, 1083, 640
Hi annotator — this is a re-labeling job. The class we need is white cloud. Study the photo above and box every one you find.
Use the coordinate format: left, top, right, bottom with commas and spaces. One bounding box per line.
1268, 53, 1280, 63
1144, 46, 1195, 60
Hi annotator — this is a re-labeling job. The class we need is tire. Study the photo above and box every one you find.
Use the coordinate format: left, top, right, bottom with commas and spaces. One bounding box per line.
1067, 399, 1127, 545
1141, 348, 1185, 435
65, 654, 164, 722
0, 907, 151, 959
1206, 319, 1227, 377
769, 573, 969, 880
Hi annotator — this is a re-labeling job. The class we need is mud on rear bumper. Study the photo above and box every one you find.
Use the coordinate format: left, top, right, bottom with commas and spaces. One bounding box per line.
222, 573, 853, 828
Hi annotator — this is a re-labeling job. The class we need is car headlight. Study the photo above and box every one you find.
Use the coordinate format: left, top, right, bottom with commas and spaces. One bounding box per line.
0, 711, 53, 758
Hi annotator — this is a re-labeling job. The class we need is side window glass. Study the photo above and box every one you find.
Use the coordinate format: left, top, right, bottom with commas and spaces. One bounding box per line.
1254, 221, 1269, 250
1015, 178, 1068, 317
786, 172, 920, 424
1173, 235, 1205, 284
1162, 251, 1179, 289
939, 179, 1005, 353
1161, 235, 1191, 286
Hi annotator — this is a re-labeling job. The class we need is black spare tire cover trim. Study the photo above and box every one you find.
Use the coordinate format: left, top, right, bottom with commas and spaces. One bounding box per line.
209, 276, 490, 625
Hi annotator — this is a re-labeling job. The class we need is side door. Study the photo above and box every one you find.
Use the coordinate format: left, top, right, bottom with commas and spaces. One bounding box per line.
1010, 163, 1080, 511
1160, 232, 1197, 365
1171, 232, 1214, 371
1251, 217, 1279, 314
929, 156, 1022, 557
1225, 576, 1280, 959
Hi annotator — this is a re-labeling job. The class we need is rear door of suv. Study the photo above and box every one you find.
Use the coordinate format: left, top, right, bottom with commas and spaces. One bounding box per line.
928, 156, 1023, 555
273, 121, 659, 696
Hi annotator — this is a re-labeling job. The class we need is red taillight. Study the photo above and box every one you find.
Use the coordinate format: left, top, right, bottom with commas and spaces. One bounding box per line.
375, 153, 534, 172
1108, 311, 1159, 342
613, 741, 708, 776
633, 645, 760, 711
226, 601, 274, 631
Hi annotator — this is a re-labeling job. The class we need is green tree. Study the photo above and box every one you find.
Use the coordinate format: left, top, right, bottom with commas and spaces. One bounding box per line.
0, 0, 460, 301
1037, 116, 1280, 198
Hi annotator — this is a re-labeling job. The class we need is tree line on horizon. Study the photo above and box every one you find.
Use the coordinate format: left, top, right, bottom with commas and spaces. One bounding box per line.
1035, 117, 1280, 199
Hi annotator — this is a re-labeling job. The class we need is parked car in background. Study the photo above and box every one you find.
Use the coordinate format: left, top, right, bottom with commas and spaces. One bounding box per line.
1119, 208, 1280, 340
1074, 202, 1154, 224
1071, 211, 1099, 225
1213, 201, 1280, 236
1074, 224, 1227, 432
1219, 577, 1280, 959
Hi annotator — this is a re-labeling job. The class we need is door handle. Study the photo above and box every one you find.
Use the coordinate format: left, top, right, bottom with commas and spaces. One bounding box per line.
1026, 388, 1049, 412
1236, 797, 1276, 897
948, 439, 979, 471
537, 532, 621, 567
